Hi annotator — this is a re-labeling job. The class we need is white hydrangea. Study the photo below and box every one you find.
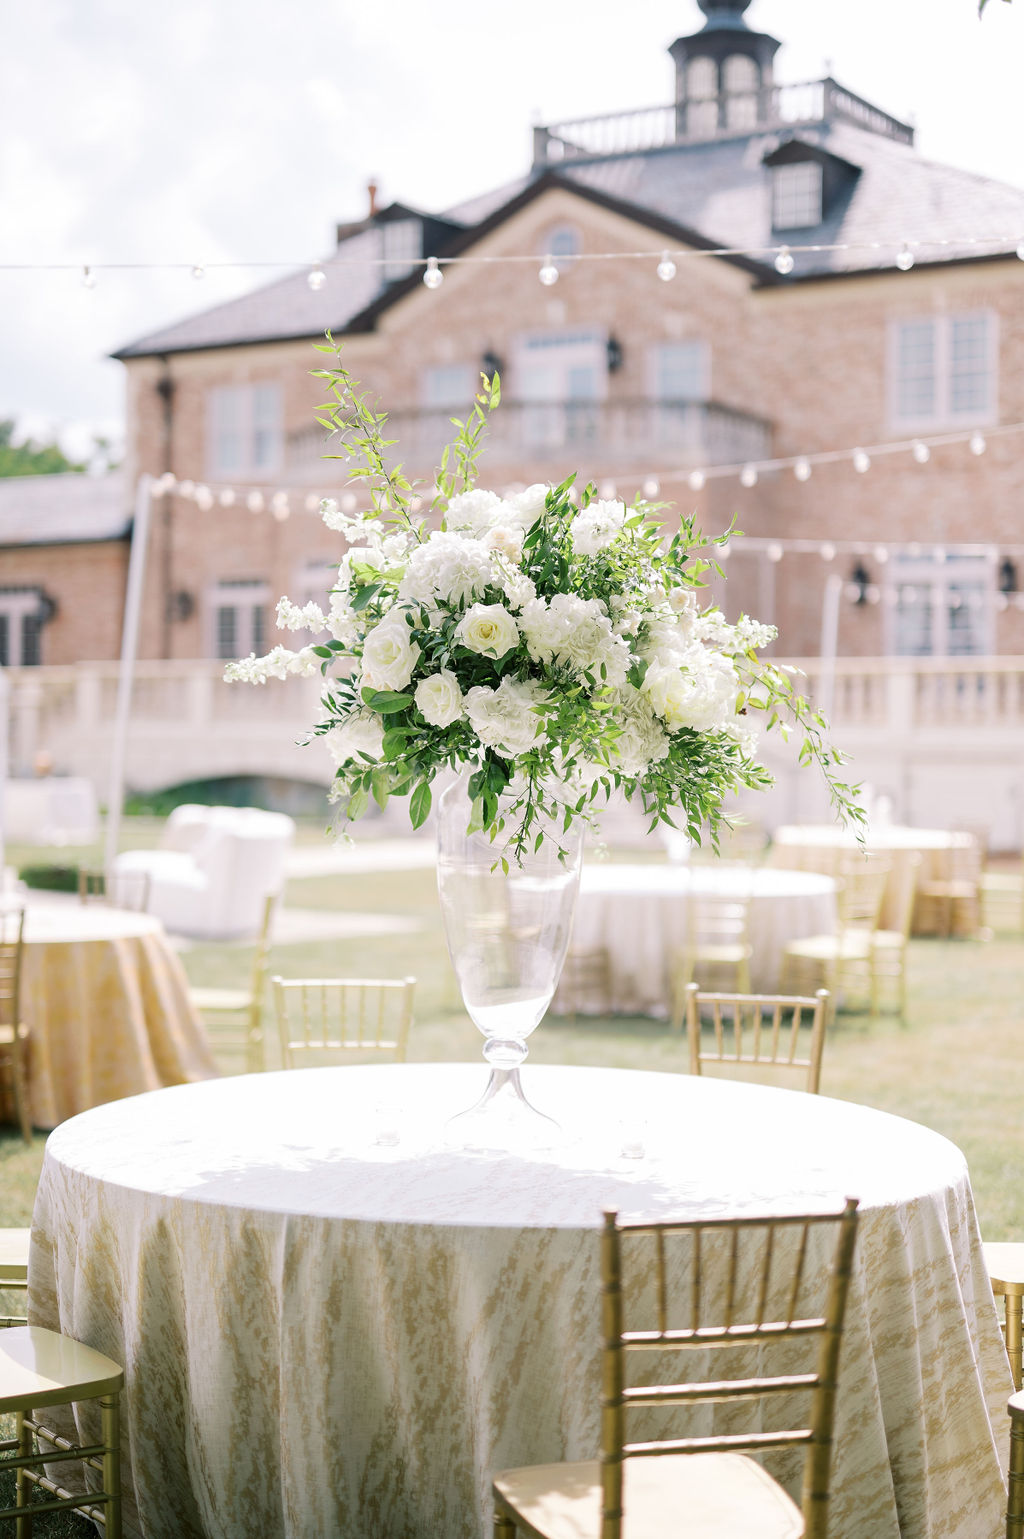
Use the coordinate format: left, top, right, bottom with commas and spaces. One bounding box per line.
641, 617, 692, 670
320, 498, 385, 543
445, 489, 523, 540
276, 597, 326, 633
496, 565, 537, 612
519, 593, 630, 687
571, 498, 627, 557
464, 676, 545, 757
398, 531, 495, 608
223, 645, 321, 684
510, 483, 550, 522
324, 711, 385, 766
643, 652, 739, 734
604, 685, 671, 777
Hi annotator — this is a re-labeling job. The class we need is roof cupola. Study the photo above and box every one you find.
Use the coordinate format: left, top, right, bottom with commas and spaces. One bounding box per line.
669, 0, 781, 138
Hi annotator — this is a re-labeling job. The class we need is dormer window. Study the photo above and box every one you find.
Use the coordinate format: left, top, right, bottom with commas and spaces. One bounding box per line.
381, 218, 421, 282
771, 161, 823, 229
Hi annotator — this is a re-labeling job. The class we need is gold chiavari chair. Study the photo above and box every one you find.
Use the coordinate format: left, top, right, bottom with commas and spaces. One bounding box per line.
0, 911, 31, 1144
983, 1244, 1024, 1392
913, 836, 982, 938
1007, 1392, 1024, 1538
683, 983, 831, 1094
0, 1326, 123, 1536
780, 857, 890, 1014
981, 848, 1024, 936
868, 851, 921, 1020
557, 948, 613, 1024
190, 894, 277, 1074
272, 975, 416, 1069
670, 892, 752, 1023
492, 1199, 861, 1539
0, 1228, 30, 1328
77, 868, 151, 913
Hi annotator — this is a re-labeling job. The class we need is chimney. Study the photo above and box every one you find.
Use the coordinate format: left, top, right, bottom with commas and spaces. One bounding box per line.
367, 179, 379, 218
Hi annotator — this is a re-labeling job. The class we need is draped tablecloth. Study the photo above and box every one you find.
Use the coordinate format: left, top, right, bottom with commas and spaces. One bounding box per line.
771, 824, 977, 934
554, 863, 838, 1011
30, 1062, 1009, 1539
19, 905, 218, 1128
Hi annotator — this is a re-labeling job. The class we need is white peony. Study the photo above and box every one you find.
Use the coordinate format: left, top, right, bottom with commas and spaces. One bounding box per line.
643, 653, 739, 733
603, 685, 670, 777
484, 525, 524, 562
415, 670, 464, 727
510, 483, 550, 522
398, 531, 494, 608
464, 677, 545, 757
325, 711, 385, 765
361, 614, 420, 692
445, 489, 524, 540
571, 498, 626, 557
456, 602, 520, 659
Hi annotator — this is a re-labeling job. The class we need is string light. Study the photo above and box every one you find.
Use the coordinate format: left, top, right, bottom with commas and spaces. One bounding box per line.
970, 431, 987, 455
538, 254, 559, 286
896, 243, 915, 272
767, 542, 783, 562
642, 477, 660, 497
820, 542, 836, 561
81, 266, 96, 289
191, 265, 206, 281
307, 263, 326, 292
423, 257, 443, 290
656, 251, 677, 282
774, 246, 794, 276
246, 491, 264, 512
218, 489, 235, 507
740, 464, 758, 488
794, 457, 811, 481
912, 441, 931, 464
852, 448, 871, 473
688, 469, 706, 491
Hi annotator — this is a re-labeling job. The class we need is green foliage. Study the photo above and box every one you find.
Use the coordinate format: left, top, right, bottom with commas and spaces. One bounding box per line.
0, 420, 86, 478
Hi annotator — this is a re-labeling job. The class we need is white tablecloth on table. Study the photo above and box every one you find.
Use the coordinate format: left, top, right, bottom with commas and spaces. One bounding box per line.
3, 777, 99, 845
554, 863, 838, 1011
30, 1062, 1009, 1539
771, 825, 977, 933
18, 905, 218, 1127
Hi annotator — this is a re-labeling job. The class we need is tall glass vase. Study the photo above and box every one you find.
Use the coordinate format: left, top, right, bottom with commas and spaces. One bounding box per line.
437, 772, 583, 1151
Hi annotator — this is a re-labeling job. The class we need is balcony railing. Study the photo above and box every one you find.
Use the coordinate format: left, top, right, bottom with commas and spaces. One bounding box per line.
532, 77, 913, 167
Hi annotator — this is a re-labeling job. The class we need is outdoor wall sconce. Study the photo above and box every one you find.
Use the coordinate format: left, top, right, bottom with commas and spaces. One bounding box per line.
481, 349, 503, 380
169, 590, 196, 623
849, 560, 871, 606
37, 592, 58, 625
606, 335, 624, 373
999, 556, 1018, 595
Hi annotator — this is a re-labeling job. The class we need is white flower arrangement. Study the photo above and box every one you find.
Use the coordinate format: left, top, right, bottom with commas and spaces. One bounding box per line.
226, 352, 860, 860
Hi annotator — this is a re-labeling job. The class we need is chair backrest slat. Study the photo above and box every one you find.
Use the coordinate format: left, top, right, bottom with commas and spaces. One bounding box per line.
685, 985, 830, 1095
0, 909, 25, 1031
272, 976, 415, 1068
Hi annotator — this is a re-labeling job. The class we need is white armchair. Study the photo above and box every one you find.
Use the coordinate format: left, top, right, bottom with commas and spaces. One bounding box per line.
113, 805, 294, 939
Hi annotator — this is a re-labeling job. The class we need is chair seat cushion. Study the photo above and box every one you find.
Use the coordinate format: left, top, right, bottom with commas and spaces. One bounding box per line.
983, 1241, 1024, 1293
0, 1327, 123, 1413
494, 1452, 803, 1539
0, 1228, 30, 1283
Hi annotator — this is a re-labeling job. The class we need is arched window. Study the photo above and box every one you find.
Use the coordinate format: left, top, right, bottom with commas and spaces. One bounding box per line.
543, 224, 581, 273
723, 54, 759, 129
685, 57, 719, 136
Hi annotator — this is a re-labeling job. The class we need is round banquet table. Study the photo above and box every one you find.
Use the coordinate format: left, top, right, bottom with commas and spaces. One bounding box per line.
553, 863, 838, 1012
771, 824, 977, 934
30, 1063, 1009, 1539
18, 904, 219, 1128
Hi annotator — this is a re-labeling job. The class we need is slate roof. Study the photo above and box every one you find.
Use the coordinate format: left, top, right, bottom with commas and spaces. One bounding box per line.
114, 103, 1024, 360
0, 473, 130, 548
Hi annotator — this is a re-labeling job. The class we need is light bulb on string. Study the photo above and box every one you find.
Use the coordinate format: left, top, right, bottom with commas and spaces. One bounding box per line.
423, 257, 443, 290
598, 480, 617, 500
195, 485, 214, 511
740, 464, 758, 488
307, 263, 326, 291
970, 431, 987, 455
642, 476, 660, 498
246, 491, 264, 513
538, 254, 559, 286
820, 542, 836, 561
218, 489, 236, 507
852, 448, 871, 473
656, 251, 677, 282
996, 592, 1010, 612
191, 265, 206, 281
774, 246, 794, 276
688, 469, 706, 491
896, 242, 915, 271
81, 265, 97, 289
912, 441, 930, 464
340, 491, 358, 513
794, 458, 811, 482
178, 479, 195, 500
767, 542, 783, 562
271, 495, 290, 522
874, 545, 889, 563
304, 493, 320, 513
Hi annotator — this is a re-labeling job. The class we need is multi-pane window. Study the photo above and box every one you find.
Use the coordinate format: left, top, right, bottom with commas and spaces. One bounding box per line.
686, 56, 718, 136
889, 313, 997, 429
208, 384, 283, 477
888, 553, 993, 658
0, 589, 45, 666
723, 54, 758, 130
651, 341, 710, 402
209, 580, 268, 660
771, 162, 823, 229
381, 219, 421, 282
515, 330, 607, 451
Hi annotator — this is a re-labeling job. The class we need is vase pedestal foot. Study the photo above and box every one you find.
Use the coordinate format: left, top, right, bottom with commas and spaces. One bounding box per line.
444, 1066, 564, 1153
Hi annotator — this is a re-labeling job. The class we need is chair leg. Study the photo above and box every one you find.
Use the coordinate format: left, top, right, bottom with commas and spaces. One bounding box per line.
493, 1510, 516, 1538
15, 1410, 32, 1539
12, 1044, 32, 1144
1007, 1297, 1024, 1393
101, 1390, 122, 1539
1009, 1396, 1024, 1539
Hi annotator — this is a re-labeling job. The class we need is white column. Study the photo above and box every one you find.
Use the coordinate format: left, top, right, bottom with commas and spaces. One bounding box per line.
104, 475, 155, 872
818, 573, 844, 721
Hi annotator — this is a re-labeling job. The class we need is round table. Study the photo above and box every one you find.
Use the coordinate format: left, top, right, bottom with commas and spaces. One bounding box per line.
18, 904, 218, 1128
555, 863, 838, 1012
771, 825, 977, 934
30, 1063, 1009, 1539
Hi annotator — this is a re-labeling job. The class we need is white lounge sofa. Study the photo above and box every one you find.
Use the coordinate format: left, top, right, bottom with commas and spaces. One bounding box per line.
114, 805, 294, 939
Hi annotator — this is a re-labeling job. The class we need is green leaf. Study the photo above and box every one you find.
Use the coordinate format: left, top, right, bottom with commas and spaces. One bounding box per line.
347, 786, 369, 821
382, 727, 412, 759
410, 779, 433, 829
350, 583, 384, 613
371, 767, 391, 811
364, 690, 413, 714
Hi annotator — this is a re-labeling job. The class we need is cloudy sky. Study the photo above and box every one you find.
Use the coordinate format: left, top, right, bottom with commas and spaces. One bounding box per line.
3, 0, 1024, 458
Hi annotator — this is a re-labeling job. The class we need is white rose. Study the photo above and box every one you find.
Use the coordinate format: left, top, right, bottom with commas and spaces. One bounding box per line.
361, 614, 420, 691
456, 602, 520, 659
414, 670, 464, 728
464, 677, 545, 757
325, 711, 385, 765
511, 483, 549, 521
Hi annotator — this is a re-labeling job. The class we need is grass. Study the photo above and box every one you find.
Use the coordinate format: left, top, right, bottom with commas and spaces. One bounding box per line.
1, 824, 1022, 1531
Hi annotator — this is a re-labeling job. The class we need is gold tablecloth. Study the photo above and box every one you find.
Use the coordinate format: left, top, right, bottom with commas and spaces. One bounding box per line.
20, 905, 218, 1128
29, 1064, 1010, 1539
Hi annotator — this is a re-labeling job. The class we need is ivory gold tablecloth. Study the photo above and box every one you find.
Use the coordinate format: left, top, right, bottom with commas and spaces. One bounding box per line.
30, 1063, 1009, 1539
19, 905, 218, 1127
554, 863, 838, 1011
771, 824, 977, 933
